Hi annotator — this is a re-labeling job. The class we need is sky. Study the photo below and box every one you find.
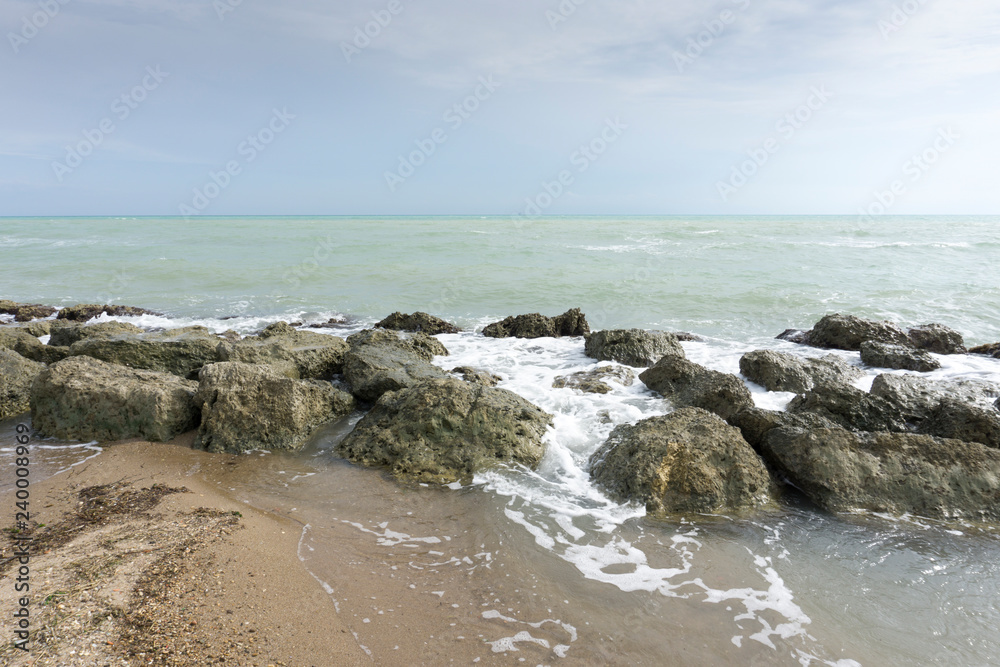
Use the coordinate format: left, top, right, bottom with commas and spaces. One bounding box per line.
1, 0, 998, 217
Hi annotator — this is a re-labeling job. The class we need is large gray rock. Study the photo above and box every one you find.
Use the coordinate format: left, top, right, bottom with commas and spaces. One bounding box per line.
639, 357, 753, 421
342, 329, 450, 402
0, 300, 57, 322
552, 366, 636, 395
30, 356, 198, 442
869, 374, 1000, 423
219, 323, 348, 380
907, 324, 967, 355
728, 407, 840, 454
482, 309, 590, 339
589, 408, 773, 515
860, 340, 941, 372
194, 362, 355, 454
762, 426, 1000, 520
0, 328, 67, 364
49, 320, 145, 347
787, 383, 907, 433
0, 349, 46, 419
68, 326, 222, 379
918, 399, 1000, 449
56, 303, 159, 321
739, 350, 862, 394
584, 329, 684, 367
337, 378, 552, 484
376, 311, 460, 335
804, 313, 909, 350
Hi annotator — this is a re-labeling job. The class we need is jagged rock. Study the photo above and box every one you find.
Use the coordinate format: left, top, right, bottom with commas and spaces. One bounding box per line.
776, 329, 810, 344
49, 321, 145, 347
337, 378, 552, 484
787, 383, 907, 433
68, 326, 222, 379
860, 341, 941, 372
56, 303, 159, 321
584, 329, 684, 367
639, 357, 753, 421
0, 328, 67, 364
907, 324, 967, 354
194, 362, 354, 453
918, 399, 1000, 449
450, 366, 502, 387
0, 349, 46, 419
589, 408, 773, 515
728, 407, 840, 454
970, 343, 1000, 359
376, 312, 460, 335
869, 374, 1000, 424
30, 356, 198, 442
762, 426, 1000, 520
739, 350, 862, 394
552, 366, 636, 394
0, 300, 57, 322
804, 313, 910, 350
219, 324, 348, 380
342, 329, 450, 402
482, 309, 590, 339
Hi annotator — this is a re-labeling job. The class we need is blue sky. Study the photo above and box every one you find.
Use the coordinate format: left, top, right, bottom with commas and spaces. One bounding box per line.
1, 0, 998, 216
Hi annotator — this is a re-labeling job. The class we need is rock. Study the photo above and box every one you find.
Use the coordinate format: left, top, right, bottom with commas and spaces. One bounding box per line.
639, 357, 753, 421
728, 407, 840, 454
219, 325, 348, 380
918, 399, 1000, 449
376, 312, 460, 335
762, 426, 1000, 520
969, 343, 1000, 359
787, 383, 907, 433
0, 349, 46, 419
776, 329, 810, 344
30, 356, 198, 442
860, 340, 941, 372
450, 366, 502, 387
0, 328, 67, 364
673, 332, 704, 342
553, 366, 636, 394
907, 324, 967, 355
0, 300, 57, 322
337, 378, 552, 484
56, 303, 159, 321
588, 408, 773, 515
68, 326, 222, 379
739, 350, 862, 394
482, 309, 590, 339
48, 321, 145, 347
804, 313, 910, 350
342, 329, 450, 402
194, 362, 355, 453
584, 329, 684, 367
869, 374, 1000, 424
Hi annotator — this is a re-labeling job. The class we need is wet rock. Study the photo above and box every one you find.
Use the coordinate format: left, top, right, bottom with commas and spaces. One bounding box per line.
787, 383, 907, 433
918, 399, 1000, 449
776, 329, 810, 344
337, 378, 552, 484
68, 326, 222, 379
30, 356, 198, 442
804, 313, 909, 350
584, 329, 684, 367
0, 300, 57, 322
728, 407, 840, 455
48, 321, 145, 348
552, 366, 636, 394
376, 311, 460, 335
0, 328, 67, 364
450, 366, 502, 387
969, 343, 1000, 359
739, 350, 862, 394
762, 426, 1000, 520
0, 349, 46, 419
194, 362, 355, 453
639, 357, 753, 421
482, 309, 590, 339
589, 408, 773, 515
56, 303, 159, 321
219, 323, 348, 380
907, 324, 967, 355
860, 341, 941, 372
869, 374, 1000, 424
342, 329, 450, 402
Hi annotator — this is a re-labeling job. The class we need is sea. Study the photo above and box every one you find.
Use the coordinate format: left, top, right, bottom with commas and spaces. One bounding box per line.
2, 215, 1000, 665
